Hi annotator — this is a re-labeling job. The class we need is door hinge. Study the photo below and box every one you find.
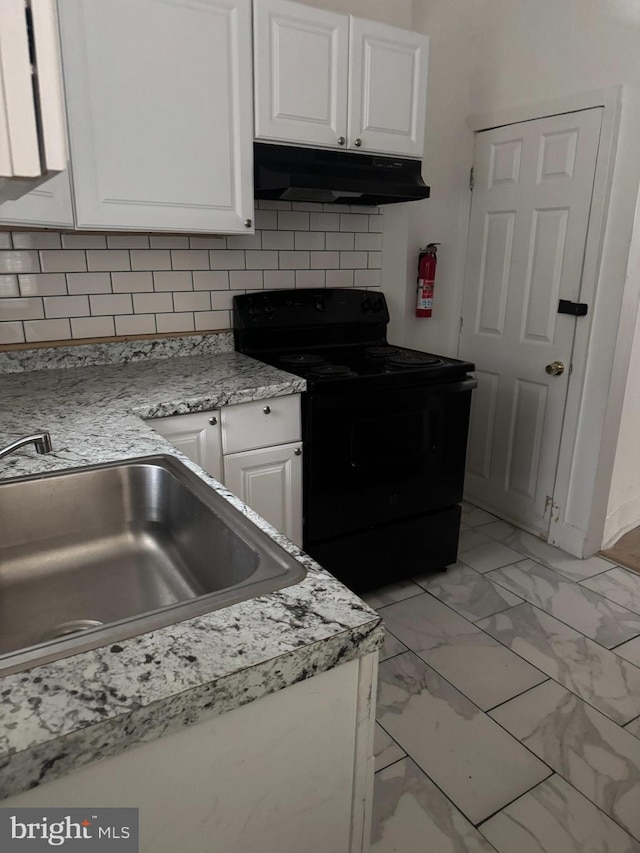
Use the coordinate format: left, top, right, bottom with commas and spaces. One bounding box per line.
459, 316, 464, 332
469, 167, 475, 191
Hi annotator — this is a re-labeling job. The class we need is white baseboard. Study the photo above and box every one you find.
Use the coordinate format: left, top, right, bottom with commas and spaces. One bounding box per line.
603, 495, 640, 549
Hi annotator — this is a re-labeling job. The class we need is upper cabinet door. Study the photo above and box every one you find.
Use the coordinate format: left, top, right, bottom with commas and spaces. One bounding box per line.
254, 0, 348, 148
58, 0, 254, 233
348, 18, 428, 159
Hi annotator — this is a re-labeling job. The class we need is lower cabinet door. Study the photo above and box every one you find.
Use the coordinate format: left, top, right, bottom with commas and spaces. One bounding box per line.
148, 412, 222, 482
224, 442, 302, 546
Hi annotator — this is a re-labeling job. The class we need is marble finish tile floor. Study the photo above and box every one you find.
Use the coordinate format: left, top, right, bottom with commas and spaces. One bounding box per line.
370, 506, 640, 851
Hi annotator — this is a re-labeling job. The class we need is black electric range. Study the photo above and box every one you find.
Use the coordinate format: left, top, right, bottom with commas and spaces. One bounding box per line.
234, 289, 476, 592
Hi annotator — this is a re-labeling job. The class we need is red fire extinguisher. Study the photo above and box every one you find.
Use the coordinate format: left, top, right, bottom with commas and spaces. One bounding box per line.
416, 243, 441, 317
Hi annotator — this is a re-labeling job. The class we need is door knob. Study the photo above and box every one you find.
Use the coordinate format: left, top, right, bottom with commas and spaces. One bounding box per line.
545, 361, 565, 376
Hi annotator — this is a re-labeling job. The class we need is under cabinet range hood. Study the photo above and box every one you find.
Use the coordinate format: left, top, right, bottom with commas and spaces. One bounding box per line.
253, 143, 430, 206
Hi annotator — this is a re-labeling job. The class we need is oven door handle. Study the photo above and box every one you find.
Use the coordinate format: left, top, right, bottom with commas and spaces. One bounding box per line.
435, 378, 478, 395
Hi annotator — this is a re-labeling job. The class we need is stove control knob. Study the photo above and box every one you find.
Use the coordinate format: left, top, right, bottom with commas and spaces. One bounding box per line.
373, 295, 385, 312
263, 300, 274, 315
248, 300, 258, 316
316, 296, 326, 312
361, 296, 373, 313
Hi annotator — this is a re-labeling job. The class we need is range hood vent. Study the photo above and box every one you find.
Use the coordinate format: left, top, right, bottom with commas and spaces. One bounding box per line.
254, 143, 430, 206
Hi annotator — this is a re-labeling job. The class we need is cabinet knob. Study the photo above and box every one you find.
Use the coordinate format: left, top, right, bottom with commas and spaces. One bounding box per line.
354, 138, 362, 147
208, 416, 218, 426
244, 218, 253, 228
294, 447, 302, 456
263, 405, 271, 415
337, 136, 346, 146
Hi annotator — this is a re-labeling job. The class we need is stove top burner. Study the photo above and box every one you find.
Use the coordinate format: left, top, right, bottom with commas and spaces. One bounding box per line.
364, 345, 400, 358
387, 353, 443, 370
280, 353, 326, 367
309, 363, 354, 378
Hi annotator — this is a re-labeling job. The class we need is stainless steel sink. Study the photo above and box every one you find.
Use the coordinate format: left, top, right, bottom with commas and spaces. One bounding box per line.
0, 456, 306, 675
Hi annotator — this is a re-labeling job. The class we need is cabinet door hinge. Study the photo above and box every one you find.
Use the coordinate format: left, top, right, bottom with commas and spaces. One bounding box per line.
459, 316, 464, 332
469, 167, 475, 192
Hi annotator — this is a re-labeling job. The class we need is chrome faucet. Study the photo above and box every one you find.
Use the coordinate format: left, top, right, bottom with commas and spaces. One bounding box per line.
0, 431, 53, 460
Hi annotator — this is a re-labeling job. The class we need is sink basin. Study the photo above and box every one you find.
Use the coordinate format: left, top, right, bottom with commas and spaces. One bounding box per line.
0, 455, 306, 676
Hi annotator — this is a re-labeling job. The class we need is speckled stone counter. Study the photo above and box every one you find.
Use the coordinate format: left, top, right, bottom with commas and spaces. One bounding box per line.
0, 335, 383, 799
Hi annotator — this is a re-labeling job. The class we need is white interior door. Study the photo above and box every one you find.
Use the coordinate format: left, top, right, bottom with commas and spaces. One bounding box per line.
347, 17, 428, 158
253, 0, 348, 148
460, 108, 602, 537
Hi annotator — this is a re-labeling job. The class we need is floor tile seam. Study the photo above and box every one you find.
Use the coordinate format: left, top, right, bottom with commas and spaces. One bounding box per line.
471, 768, 556, 830
623, 712, 640, 733
480, 602, 640, 725
380, 649, 556, 787
373, 588, 427, 613
373, 753, 406, 776
482, 566, 640, 649
482, 678, 552, 715
458, 553, 530, 574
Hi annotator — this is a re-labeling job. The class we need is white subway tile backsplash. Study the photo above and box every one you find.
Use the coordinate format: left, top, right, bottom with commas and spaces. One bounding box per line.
0, 207, 384, 345
44, 295, 90, 319
194, 310, 230, 330
278, 211, 309, 231
229, 270, 263, 290
326, 269, 354, 288
24, 318, 71, 342
71, 316, 115, 338
264, 270, 295, 289
326, 232, 355, 251
20, 273, 68, 297
210, 250, 245, 270
279, 251, 310, 270
262, 231, 294, 250
153, 271, 192, 292
340, 251, 368, 269
0, 275, 19, 298
246, 250, 278, 270
193, 270, 229, 290
149, 235, 189, 249
0, 250, 40, 273
13, 232, 61, 249
90, 294, 133, 316
130, 250, 171, 271
189, 236, 226, 249
156, 312, 195, 333
112, 272, 153, 293
67, 272, 112, 295
355, 268, 381, 287
296, 270, 325, 288
311, 251, 339, 269
254, 210, 278, 230
171, 250, 209, 270
87, 250, 131, 272
310, 212, 339, 232
0, 321, 24, 344
107, 235, 150, 249
1, 297, 44, 321
173, 291, 210, 313
132, 292, 173, 314
62, 234, 107, 250
295, 232, 325, 250
115, 314, 156, 336
355, 233, 382, 251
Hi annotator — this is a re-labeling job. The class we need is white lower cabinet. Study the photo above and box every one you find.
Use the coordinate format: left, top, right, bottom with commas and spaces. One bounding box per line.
150, 410, 222, 484
148, 395, 302, 546
224, 442, 302, 546
2, 654, 378, 853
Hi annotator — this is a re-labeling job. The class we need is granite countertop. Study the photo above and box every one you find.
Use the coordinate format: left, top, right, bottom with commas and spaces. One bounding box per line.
0, 334, 383, 800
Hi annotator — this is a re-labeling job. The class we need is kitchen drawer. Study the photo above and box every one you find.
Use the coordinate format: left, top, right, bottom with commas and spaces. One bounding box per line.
221, 395, 301, 454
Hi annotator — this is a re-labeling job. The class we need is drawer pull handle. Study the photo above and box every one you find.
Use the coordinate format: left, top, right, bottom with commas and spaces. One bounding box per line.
294, 447, 302, 456
263, 405, 271, 415
208, 416, 218, 426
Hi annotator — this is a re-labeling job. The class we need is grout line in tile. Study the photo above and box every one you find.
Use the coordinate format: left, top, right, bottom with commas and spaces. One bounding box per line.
472, 766, 555, 828
373, 588, 427, 613
373, 754, 406, 776
483, 678, 552, 715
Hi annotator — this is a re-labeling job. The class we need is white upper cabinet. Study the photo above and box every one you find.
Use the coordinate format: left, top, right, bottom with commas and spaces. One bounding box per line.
348, 17, 428, 159
254, 0, 348, 149
0, 171, 74, 228
58, 0, 254, 233
0, 0, 68, 202
253, 0, 428, 159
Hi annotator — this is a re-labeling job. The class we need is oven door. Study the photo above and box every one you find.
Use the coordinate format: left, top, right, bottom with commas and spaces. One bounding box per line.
304, 379, 475, 543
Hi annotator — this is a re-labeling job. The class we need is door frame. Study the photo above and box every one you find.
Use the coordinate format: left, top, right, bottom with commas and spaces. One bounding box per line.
462, 86, 640, 557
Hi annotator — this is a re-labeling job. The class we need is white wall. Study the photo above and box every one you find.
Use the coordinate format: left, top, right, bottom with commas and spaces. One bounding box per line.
405, 0, 640, 553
